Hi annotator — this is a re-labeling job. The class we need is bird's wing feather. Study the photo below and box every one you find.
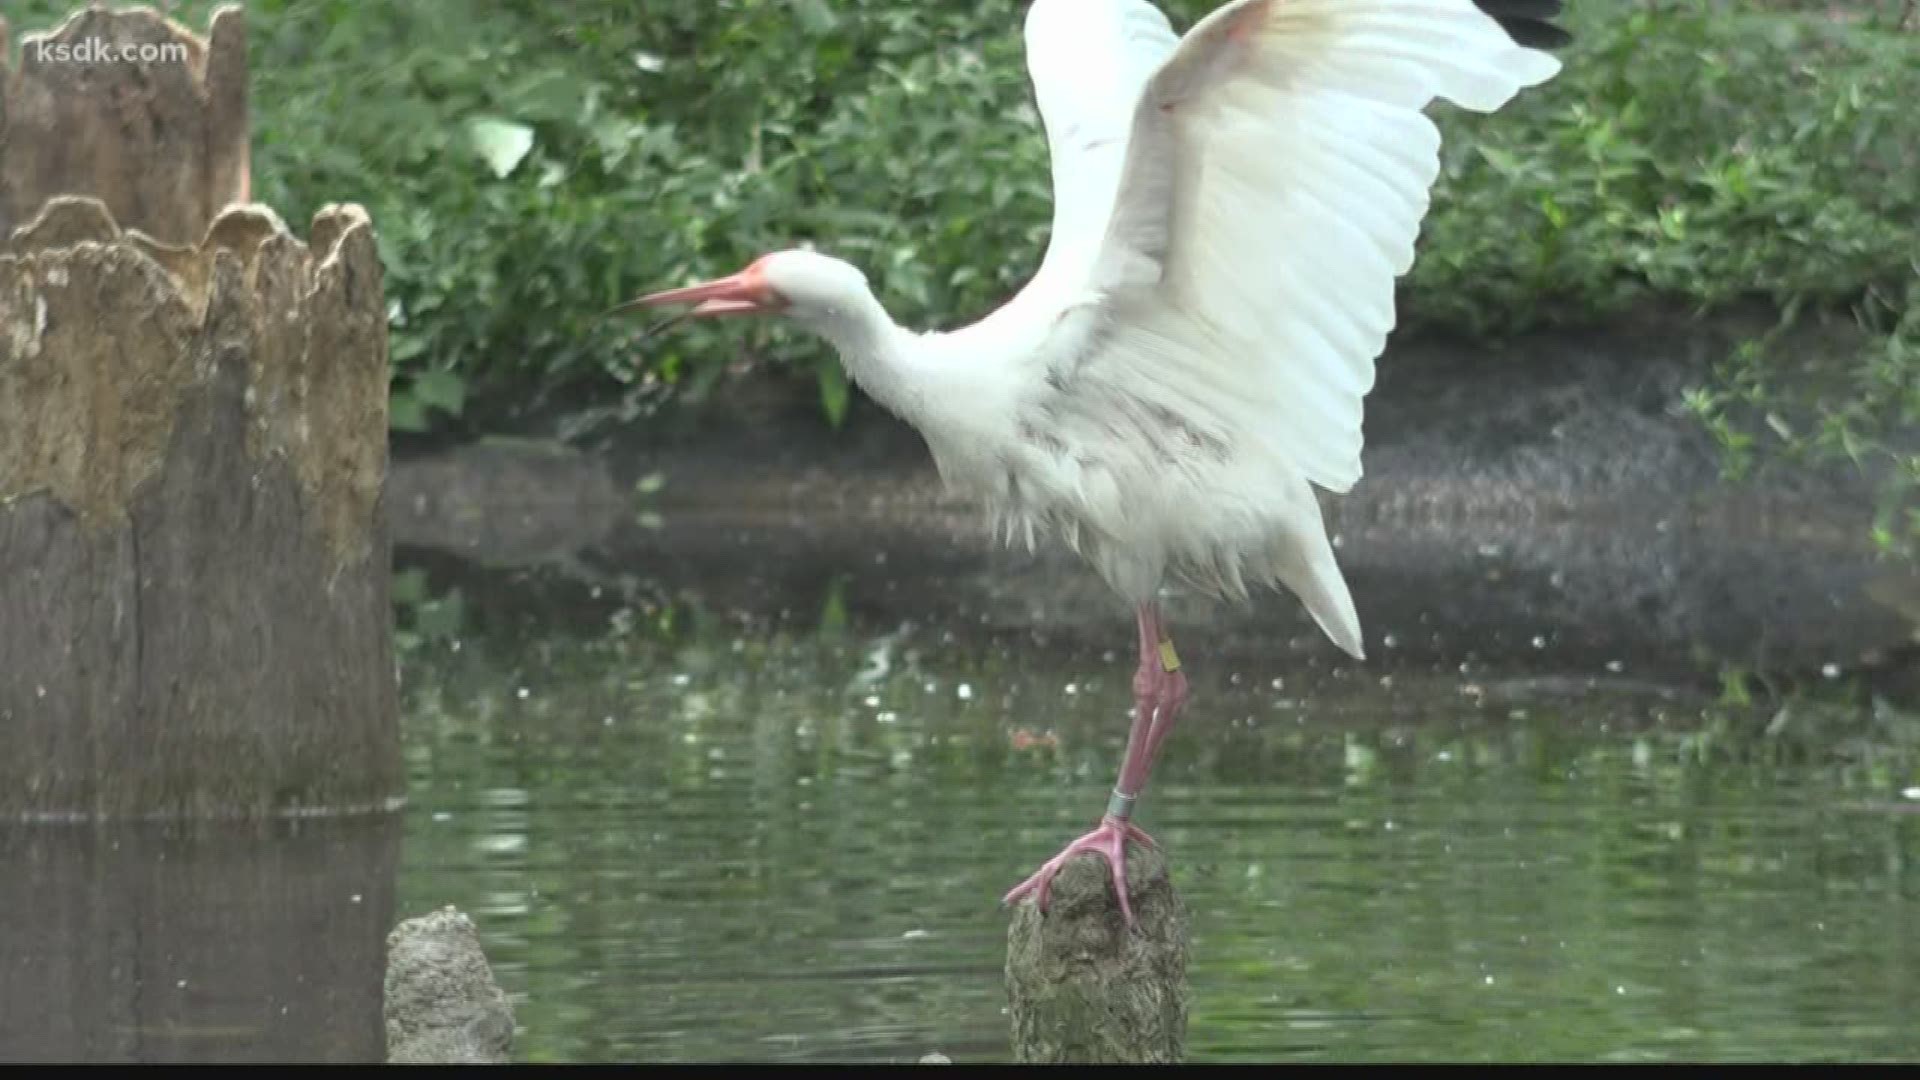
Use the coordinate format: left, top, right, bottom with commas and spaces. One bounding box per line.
1019, 0, 1180, 308
1069, 0, 1562, 492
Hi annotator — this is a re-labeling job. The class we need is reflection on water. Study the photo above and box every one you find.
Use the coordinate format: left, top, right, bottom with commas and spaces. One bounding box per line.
0, 817, 398, 1062
395, 610, 1920, 1063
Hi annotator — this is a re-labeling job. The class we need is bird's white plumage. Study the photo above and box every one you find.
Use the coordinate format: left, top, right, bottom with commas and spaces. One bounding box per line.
1024, 0, 1560, 495
1019, 0, 1178, 308
765, 0, 1562, 659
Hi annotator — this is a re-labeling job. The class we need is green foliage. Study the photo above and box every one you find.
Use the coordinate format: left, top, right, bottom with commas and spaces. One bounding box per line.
6, 2, 1914, 537
1418, 3, 1919, 330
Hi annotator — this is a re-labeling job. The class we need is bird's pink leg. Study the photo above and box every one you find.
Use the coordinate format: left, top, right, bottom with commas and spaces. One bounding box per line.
1118, 602, 1190, 799
1003, 602, 1190, 925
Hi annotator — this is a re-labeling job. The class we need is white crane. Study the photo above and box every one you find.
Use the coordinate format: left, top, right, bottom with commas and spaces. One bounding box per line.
627, 0, 1568, 924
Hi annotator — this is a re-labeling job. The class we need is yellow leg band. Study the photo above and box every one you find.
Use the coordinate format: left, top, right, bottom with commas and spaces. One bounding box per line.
1158, 639, 1181, 673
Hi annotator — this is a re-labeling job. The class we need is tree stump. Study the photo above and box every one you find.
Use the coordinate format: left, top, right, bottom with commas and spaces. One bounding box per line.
0, 4, 250, 243
1005, 841, 1191, 1063
0, 4, 399, 818
385, 908, 516, 1065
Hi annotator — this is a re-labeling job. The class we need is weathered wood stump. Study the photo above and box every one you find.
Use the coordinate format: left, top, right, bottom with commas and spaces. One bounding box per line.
1005, 841, 1190, 1063
0, 4, 250, 241
0, 5, 399, 818
385, 908, 515, 1065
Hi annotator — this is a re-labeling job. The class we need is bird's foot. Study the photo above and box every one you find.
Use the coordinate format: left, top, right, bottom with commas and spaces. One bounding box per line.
1002, 815, 1155, 926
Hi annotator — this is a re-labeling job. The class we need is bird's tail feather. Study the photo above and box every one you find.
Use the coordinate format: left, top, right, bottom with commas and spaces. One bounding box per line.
1284, 560, 1365, 661
1267, 520, 1365, 661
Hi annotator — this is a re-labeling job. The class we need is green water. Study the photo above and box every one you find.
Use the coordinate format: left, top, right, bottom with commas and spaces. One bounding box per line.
393, 608, 1920, 1063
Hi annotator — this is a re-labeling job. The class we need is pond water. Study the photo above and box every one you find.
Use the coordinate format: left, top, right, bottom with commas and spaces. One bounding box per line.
3, 504, 1914, 1063
391, 593, 1920, 1063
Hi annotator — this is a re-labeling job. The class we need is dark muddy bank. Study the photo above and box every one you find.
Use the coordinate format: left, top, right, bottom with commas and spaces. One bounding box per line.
392, 309, 1915, 685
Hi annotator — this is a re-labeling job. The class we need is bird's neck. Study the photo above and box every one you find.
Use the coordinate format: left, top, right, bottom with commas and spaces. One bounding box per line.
808, 291, 927, 425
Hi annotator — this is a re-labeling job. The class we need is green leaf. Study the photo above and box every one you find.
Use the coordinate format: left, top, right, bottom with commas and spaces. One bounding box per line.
391, 568, 430, 606
389, 391, 430, 433
466, 116, 535, 178
816, 355, 850, 429
793, 0, 838, 35
818, 576, 848, 635
413, 589, 466, 641
411, 369, 467, 417
1476, 145, 1522, 178
391, 331, 430, 364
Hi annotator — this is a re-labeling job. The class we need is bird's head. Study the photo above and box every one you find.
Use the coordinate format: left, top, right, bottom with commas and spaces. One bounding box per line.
618, 249, 874, 332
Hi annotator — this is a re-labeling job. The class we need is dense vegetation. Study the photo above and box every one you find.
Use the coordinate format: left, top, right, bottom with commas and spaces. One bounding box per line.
8, 0, 1916, 549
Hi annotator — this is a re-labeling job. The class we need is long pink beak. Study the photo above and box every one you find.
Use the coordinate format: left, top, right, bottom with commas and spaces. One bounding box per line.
608, 263, 785, 321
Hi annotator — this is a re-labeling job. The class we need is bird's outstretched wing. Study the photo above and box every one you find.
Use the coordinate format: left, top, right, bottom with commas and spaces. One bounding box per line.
1033, 0, 1565, 493
1019, 0, 1180, 309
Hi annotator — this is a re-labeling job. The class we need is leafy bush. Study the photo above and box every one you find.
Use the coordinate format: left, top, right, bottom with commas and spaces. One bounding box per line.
6, 1, 1915, 546
1420, 3, 1919, 327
